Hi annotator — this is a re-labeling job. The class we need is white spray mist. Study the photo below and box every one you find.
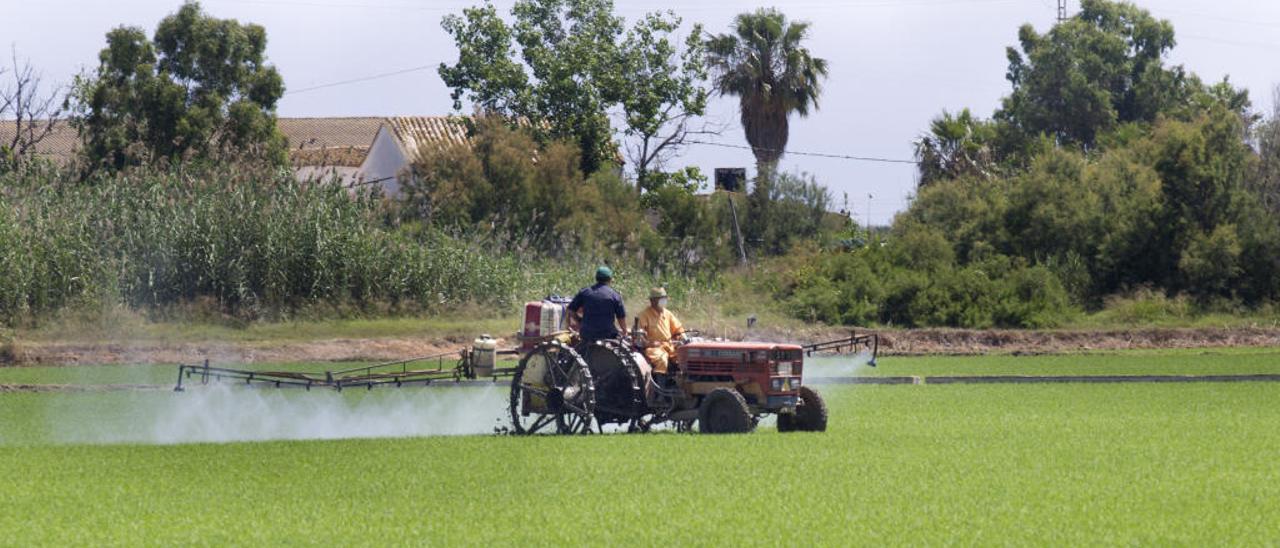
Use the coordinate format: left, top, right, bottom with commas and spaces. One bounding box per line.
804, 350, 876, 377
57, 383, 510, 445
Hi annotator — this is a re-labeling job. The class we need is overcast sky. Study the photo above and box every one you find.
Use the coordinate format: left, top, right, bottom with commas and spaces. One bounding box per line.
3, 0, 1278, 224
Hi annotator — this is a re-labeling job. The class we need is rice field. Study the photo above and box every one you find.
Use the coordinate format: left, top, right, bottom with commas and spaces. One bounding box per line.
2, 351, 1279, 544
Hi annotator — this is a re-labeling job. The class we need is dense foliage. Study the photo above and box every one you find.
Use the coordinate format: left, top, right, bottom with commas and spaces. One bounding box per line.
401, 117, 644, 258
402, 117, 833, 274
72, 2, 287, 171
11, 0, 1280, 331
0, 165, 516, 322
777, 0, 1280, 328
438, 0, 708, 178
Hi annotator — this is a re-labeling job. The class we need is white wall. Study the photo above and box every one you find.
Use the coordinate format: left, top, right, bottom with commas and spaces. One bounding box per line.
359, 126, 409, 196
294, 166, 363, 186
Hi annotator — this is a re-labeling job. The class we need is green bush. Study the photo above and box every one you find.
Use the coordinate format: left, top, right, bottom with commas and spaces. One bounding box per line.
768, 240, 1072, 329
1090, 288, 1193, 326
403, 117, 647, 258
993, 265, 1072, 328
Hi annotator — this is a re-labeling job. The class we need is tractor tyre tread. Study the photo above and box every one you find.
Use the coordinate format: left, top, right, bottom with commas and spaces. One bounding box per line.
776, 411, 796, 432
793, 386, 828, 432
698, 387, 753, 434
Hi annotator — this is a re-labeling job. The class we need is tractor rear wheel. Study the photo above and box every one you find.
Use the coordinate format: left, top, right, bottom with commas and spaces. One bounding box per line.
698, 388, 753, 434
786, 386, 827, 432
509, 341, 595, 435
579, 340, 645, 428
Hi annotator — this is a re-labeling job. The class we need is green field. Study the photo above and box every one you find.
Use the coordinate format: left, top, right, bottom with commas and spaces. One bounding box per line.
808, 347, 1280, 378
3, 352, 1280, 545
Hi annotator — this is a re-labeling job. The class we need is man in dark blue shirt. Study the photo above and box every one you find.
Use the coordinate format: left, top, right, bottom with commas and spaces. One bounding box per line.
568, 266, 627, 342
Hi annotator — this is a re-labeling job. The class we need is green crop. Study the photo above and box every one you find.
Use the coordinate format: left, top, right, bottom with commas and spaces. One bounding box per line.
0, 166, 525, 321
0, 165, 719, 325
2, 375, 1280, 544
807, 348, 1280, 378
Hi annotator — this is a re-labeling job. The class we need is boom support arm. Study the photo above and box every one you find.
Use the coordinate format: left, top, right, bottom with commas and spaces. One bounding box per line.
174, 348, 521, 392
801, 331, 879, 366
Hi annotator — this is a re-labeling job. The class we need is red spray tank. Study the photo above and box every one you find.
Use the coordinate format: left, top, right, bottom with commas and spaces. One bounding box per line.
520, 296, 572, 350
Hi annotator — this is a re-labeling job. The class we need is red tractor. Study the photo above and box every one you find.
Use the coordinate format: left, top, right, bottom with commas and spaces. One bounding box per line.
172, 297, 876, 437
507, 331, 876, 435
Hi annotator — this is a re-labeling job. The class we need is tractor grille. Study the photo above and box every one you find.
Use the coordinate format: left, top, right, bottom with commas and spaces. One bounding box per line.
685, 361, 736, 375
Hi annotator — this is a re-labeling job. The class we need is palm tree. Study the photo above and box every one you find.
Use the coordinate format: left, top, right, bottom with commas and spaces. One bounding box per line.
913, 109, 997, 187
706, 8, 828, 175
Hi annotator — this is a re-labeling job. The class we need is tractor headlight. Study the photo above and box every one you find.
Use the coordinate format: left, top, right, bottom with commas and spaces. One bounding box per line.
775, 362, 792, 376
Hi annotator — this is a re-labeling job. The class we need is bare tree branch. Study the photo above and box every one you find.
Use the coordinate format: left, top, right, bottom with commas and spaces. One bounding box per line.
627, 114, 727, 189
1, 47, 67, 169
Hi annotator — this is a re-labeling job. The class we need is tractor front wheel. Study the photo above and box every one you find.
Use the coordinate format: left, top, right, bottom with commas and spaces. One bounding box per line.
776, 412, 796, 432
779, 386, 828, 433
698, 388, 753, 434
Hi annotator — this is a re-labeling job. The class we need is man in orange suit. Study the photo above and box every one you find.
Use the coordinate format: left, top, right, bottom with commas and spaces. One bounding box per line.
636, 287, 686, 375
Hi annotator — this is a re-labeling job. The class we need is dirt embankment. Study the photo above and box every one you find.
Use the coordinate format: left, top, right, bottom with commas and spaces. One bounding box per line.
6, 327, 1280, 366
874, 327, 1280, 355
7, 338, 458, 366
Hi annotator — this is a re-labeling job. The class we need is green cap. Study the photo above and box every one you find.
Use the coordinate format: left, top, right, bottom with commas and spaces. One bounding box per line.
595, 265, 614, 282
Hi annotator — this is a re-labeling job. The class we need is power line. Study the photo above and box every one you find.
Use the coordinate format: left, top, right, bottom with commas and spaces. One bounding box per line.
1180, 33, 1280, 52
685, 140, 917, 165
213, 0, 1021, 11
284, 65, 435, 95
211, 0, 461, 10
1157, 7, 1280, 30
348, 175, 396, 188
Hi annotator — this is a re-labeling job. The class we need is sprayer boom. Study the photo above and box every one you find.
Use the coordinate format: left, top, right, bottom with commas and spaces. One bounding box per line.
801, 331, 879, 366
174, 348, 521, 392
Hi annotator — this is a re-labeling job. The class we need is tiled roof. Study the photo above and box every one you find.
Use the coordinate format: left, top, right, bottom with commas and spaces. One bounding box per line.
0, 115, 580, 168
1, 117, 387, 165
383, 116, 471, 164
0, 120, 79, 160
277, 117, 384, 150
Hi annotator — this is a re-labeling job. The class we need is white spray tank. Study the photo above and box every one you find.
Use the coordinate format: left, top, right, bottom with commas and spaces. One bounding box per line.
540, 298, 566, 337
472, 334, 497, 378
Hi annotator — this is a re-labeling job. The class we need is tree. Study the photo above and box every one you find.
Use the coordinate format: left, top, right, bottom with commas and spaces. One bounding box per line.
439, 0, 709, 178
617, 14, 714, 192
403, 116, 645, 256
913, 109, 998, 187
72, 1, 286, 171
746, 170, 831, 256
998, 0, 1189, 148
0, 49, 68, 172
706, 8, 828, 174
1250, 85, 1280, 214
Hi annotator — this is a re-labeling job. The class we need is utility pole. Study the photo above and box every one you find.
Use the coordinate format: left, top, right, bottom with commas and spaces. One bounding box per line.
728, 194, 748, 266
1057, 0, 1068, 23
865, 194, 872, 237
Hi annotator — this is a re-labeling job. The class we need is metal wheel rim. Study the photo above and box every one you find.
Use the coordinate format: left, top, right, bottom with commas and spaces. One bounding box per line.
510, 341, 595, 435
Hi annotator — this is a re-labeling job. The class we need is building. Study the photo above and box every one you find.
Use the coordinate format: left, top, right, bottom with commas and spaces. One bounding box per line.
277, 117, 384, 187
358, 116, 469, 195
281, 116, 471, 195
0, 120, 79, 164
1, 116, 473, 196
